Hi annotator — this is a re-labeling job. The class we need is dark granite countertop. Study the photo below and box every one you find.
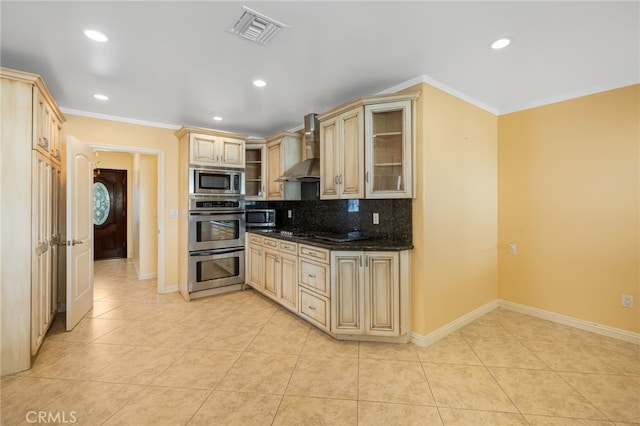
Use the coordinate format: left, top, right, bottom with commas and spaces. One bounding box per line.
246, 229, 413, 251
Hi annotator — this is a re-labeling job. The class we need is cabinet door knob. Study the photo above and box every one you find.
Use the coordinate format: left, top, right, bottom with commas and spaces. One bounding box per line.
334, 175, 339, 185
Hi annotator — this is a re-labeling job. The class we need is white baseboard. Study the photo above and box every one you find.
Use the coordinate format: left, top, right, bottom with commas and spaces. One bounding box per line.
160, 285, 178, 294
411, 300, 499, 347
411, 298, 640, 347
498, 299, 640, 345
138, 273, 157, 280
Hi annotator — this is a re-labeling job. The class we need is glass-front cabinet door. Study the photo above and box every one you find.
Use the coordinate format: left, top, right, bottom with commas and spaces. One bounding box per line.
245, 142, 266, 200
364, 100, 413, 198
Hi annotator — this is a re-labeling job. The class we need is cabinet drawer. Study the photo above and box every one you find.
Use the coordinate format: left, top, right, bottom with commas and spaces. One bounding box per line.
299, 288, 330, 331
299, 245, 330, 263
248, 234, 263, 244
299, 259, 330, 297
278, 240, 298, 254
263, 237, 278, 248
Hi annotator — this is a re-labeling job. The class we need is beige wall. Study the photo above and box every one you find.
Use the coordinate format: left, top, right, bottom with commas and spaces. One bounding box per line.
498, 85, 640, 333
95, 151, 134, 258
409, 83, 499, 336
61, 115, 179, 288
132, 154, 158, 279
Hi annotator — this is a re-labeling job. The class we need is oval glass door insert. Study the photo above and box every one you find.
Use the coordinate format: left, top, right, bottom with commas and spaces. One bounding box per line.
93, 182, 110, 225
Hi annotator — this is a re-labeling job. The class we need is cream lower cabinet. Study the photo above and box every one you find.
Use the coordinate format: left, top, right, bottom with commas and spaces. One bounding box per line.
261, 237, 298, 312
31, 153, 60, 354
245, 232, 410, 342
245, 234, 265, 291
331, 251, 408, 337
298, 245, 331, 331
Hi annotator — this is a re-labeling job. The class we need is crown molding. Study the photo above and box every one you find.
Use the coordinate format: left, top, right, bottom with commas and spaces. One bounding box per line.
59, 108, 180, 130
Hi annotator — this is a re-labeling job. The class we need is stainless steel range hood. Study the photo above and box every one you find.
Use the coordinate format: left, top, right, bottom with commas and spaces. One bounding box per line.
276, 113, 320, 181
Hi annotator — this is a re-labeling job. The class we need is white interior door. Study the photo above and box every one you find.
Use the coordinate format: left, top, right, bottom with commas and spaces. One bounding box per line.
66, 135, 94, 330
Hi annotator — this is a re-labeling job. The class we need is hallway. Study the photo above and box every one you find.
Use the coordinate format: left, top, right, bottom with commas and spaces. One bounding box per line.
1, 259, 639, 425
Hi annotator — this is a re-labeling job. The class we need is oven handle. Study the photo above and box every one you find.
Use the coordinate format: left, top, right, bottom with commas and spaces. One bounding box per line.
189, 211, 243, 216
190, 248, 245, 257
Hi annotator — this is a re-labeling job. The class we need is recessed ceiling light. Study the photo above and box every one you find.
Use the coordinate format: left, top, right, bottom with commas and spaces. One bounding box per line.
84, 30, 108, 42
490, 38, 512, 50
93, 94, 109, 101
253, 79, 267, 88
213, 116, 223, 121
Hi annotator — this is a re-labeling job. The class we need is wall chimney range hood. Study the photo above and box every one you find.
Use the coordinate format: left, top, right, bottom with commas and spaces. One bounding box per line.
276, 113, 320, 181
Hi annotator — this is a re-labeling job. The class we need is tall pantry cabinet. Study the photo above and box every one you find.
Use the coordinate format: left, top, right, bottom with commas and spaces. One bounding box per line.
1, 68, 65, 375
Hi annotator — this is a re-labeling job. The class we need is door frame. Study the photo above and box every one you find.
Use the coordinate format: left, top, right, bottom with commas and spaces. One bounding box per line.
88, 143, 168, 293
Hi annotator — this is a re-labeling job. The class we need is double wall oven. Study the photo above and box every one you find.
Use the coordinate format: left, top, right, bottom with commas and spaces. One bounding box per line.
188, 193, 245, 293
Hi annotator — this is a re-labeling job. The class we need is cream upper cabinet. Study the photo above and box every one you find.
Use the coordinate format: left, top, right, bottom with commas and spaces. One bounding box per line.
266, 132, 301, 200
176, 126, 247, 169
245, 141, 267, 200
364, 100, 413, 198
318, 92, 418, 200
331, 251, 402, 337
33, 86, 63, 164
319, 108, 364, 199
190, 133, 245, 168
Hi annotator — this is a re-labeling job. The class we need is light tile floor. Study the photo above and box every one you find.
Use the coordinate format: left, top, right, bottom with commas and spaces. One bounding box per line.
2, 259, 639, 425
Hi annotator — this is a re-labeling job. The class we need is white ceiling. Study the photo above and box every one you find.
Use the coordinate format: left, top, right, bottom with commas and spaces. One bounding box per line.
1, 1, 638, 137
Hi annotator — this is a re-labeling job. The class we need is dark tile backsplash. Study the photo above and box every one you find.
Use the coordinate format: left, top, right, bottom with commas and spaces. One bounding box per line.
246, 192, 412, 244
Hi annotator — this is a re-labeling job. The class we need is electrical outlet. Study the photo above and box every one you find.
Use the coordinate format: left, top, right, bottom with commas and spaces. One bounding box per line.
622, 294, 633, 308
508, 242, 517, 255
373, 212, 379, 225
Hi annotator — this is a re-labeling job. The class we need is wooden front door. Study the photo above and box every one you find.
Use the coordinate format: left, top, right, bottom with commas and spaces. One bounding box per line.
93, 169, 127, 260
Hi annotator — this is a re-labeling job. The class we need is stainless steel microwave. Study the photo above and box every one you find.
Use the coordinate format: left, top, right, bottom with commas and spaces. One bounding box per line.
190, 168, 244, 196
245, 209, 276, 228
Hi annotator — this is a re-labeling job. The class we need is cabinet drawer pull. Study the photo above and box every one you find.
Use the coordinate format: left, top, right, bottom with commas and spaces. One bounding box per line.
308, 274, 316, 278
339, 175, 343, 184
366, 171, 370, 183
308, 305, 316, 310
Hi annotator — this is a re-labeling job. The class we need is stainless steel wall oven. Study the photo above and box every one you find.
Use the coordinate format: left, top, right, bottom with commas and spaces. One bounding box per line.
188, 197, 245, 292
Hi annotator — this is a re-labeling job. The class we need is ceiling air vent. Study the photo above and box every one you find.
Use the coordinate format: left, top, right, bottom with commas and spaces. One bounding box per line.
229, 6, 287, 46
